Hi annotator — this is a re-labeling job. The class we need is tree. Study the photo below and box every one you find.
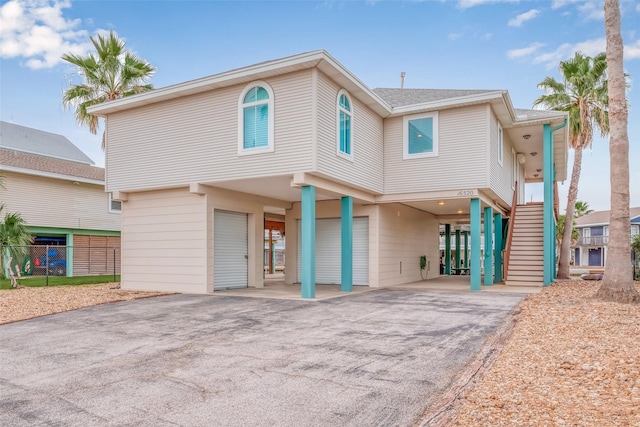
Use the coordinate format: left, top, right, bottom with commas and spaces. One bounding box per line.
595, 0, 640, 303
556, 214, 579, 249
574, 200, 594, 218
0, 204, 33, 286
62, 30, 156, 148
534, 52, 609, 280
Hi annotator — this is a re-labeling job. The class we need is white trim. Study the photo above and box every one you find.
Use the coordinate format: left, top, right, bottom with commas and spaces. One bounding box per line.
108, 193, 122, 213
336, 89, 354, 161
402, 112, 439, 160
0, 165, 104, 185
497, 122, 504, 166
511, 148, 516, 190
237, 80, 275, 156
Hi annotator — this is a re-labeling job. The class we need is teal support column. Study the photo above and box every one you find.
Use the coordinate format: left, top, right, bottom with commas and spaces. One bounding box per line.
543, 124, 554, 286
463, 231, 469, 268
341, 196, 353, 292
301, 186, 316, 298
493, 213, 503, 283
455, 230, 461, 270
470, 199, 481, 291
445, 224, 451, 275
66, 233, 74, 277
484, 207, 493, 286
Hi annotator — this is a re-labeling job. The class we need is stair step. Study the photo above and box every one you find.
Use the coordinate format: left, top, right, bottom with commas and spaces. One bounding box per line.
506, 274, 544, 281
505, 280, 544, 286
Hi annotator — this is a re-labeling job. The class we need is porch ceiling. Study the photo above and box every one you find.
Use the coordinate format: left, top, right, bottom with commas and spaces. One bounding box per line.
506, 123, 568, 183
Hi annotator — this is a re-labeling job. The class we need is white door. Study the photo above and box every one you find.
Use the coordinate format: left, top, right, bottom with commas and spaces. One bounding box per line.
297, 217, 369, 285
214, 210, 248, 290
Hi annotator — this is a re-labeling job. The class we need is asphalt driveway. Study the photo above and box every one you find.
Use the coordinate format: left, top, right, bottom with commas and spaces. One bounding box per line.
0, 288, 525, 426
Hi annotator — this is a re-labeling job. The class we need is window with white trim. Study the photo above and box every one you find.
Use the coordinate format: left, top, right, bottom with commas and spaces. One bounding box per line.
238, 81, 274, 155
403, 112, 438, 159
336, 90, 353, 159
498, 123, 504, 166
109, 193, 121, 213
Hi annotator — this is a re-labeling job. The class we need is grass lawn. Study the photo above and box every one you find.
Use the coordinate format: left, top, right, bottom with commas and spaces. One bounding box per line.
0, 275, 121, 290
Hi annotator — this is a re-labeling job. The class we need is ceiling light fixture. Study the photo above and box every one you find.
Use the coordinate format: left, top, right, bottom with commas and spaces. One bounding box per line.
534, 173, 539, 177
530, 152, 538, 156
536, 168, 542, 172
457, 209, 463, 214
523, 134, 531, 140
438, 201, 445, 206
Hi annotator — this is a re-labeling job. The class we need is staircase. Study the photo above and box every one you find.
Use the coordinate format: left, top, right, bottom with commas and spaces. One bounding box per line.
505, 203, 544, 286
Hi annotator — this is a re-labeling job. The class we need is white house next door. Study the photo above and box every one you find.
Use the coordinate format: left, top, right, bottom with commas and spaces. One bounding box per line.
214, 210, 248, 290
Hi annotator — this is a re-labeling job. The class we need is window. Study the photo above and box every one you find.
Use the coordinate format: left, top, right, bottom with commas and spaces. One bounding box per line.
238, 81, 274, 155
336, 90, 353, 159
632, 224, 640, 236
109, 193, 121, 213
498, 123, 504, 166
403, 112, 438, 159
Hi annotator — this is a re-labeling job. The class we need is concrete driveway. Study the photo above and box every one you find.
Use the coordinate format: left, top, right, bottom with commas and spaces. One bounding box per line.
0, 288, 525, 426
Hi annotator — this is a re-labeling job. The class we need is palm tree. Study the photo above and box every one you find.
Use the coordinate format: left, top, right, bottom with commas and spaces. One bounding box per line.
574, 200, 593, 218
62, 30, 156, 148
533, 52, 609, 280
0, 204, 33, 285
596, 0, 639, 303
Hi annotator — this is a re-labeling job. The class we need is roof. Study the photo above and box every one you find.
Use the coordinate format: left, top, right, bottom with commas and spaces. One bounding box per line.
372, 88, 498, 108
0, 148, 104, 183
514, 108, 566, 120
0, 121, 95, 165
574, 207, 640, 226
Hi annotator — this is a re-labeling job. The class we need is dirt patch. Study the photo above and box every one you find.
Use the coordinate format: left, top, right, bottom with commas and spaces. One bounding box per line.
0, 283, 171, 324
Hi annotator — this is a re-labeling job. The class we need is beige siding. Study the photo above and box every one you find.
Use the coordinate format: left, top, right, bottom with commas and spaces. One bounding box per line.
1, 171, 120, 231
285, 200, 379, 287
121, 188, 208, 293
384, 105, 488, 194
377, 204, 440, 287
106, 70, 315, 192
315, 72, 384, 193
489, 108, 516, 206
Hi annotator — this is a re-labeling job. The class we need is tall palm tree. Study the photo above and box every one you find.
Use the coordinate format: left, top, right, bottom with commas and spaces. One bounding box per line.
534, 52, 609, 280
596, 0, 639, 303
574, 200, 593, 218
0, 204, 33, 284
62, 30, 156, 148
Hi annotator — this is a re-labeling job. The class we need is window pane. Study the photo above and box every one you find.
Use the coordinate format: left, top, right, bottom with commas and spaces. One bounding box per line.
339, 94, 350, 111
255, 104, 269, 147
339, 111, 352, 154
243, 107, 256, 149
256, 87, 269, 101
408, 118, 433, 154
244, 87, 257, 104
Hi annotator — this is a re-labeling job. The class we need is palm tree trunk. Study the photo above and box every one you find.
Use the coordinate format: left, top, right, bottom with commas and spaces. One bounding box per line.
557, 147, 582, 279
596, 0, 640, 302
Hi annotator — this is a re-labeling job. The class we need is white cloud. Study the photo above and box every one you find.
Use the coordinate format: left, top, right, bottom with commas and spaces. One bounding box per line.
506, 42, 545, 59
577, 1, 604, 21
627, 40, 640, 60
532, 38, 606, 68
481, 32, 493, 40
448, 32, 463, 40
551, 0, 582, 9
0, 0, 96, 69
508, 9, 541, 27
457, 0, 518, 10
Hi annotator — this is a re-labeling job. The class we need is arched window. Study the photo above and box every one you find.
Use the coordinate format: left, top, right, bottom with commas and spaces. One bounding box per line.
337, 90, 353, 159
238, 81, 274, 155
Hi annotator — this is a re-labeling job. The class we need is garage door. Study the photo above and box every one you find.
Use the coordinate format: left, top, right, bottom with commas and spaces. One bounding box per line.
297, 217, 369, 285
214, 210, 248, 290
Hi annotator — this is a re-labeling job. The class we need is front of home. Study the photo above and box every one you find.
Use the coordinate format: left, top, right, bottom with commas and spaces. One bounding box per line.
88, 50, 568, 296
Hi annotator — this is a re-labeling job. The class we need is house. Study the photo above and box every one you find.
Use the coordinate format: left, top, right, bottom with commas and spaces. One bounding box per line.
0, 121, 121, 276
87, 50, 568, 296
573, 207, 640, 268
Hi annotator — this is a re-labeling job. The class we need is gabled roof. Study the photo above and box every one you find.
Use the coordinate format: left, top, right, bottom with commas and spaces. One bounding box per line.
1, 149, 104, 183
575, 207, 640, 227
373, 88, 499, 108
0, 121, 95, 165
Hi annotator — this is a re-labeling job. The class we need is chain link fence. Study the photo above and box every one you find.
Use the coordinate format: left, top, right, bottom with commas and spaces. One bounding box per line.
2, 245, 120, 281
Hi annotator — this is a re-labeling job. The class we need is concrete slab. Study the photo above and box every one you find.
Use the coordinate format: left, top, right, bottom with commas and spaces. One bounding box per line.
0, 288, 524, 427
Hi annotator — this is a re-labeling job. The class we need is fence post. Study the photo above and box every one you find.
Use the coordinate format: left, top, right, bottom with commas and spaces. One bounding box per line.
45, 244, 49, 286
113, 247, 116, 283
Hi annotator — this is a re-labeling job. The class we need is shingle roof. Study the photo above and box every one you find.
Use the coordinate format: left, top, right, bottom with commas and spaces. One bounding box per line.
372, 88, 498, 108
575, 207, 640, 226
0, 148, 104, 181
0, 121, 95, 165
514, 108, 564, 120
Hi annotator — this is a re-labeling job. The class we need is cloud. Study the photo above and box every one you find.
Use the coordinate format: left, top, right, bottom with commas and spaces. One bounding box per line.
551, 0, 604, 21
532, 38, 606, 68
0, 0, 96, 69
508, 9, 541, 27
627, 40, 640, 60
506, 42, 545, 59
448, 32, 463, 41
457, 0, 518, 10
551, 0, 582, 9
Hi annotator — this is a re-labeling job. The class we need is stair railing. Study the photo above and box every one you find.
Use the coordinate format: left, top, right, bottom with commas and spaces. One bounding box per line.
504, 181, 518, 282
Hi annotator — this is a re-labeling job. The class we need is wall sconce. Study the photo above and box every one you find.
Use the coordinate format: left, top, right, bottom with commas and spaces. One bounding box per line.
522, 134, 531, 140
516, 153, 526, 164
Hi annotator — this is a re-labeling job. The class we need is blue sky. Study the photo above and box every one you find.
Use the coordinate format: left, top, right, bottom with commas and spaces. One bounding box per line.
1, 0, 639, 212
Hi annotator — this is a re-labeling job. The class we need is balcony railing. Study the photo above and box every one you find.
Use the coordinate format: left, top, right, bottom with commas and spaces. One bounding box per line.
576, 236, 609, 246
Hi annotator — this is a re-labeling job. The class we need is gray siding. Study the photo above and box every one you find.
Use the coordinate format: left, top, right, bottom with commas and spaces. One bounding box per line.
315, 72, 384, 193
489, 108, 516, 206
384, 105, 488, 194
106, 70, 315, 192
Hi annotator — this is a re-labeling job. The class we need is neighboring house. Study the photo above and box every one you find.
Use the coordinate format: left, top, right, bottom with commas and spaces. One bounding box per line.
0, 121, 121, 276
573, 207, 640, 268
87, 50, 568, 295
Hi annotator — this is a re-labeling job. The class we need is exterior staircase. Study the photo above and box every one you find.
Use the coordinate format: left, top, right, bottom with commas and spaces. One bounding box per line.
505, 203, 544, 286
